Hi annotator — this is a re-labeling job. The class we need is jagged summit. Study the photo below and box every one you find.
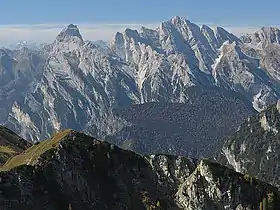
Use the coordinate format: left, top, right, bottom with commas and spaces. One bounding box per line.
241, 26, 280, 45
112, 32, 124, 43
259, 27, 280, 43
51, 24, 84, 52
214, 26, 240, 44
158, 15, 193, 31
123, 28, 140, 38
200, 24, 212, 31
170, 15, 188, 25
56, 24, 84, 43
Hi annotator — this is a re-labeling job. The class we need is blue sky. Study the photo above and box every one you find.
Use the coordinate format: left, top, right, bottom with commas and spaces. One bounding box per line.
1, 0, 279, 25
0, 0, 279, 44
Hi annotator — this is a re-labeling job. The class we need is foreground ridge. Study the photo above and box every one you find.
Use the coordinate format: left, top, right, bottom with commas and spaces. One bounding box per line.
0, 128, 279, 209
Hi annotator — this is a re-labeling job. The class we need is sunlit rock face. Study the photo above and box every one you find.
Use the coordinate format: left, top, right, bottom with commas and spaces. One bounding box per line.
1, 18, 280, 148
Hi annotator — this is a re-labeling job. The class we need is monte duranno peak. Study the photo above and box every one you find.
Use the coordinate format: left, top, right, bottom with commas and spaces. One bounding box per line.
56, 24, 84, 43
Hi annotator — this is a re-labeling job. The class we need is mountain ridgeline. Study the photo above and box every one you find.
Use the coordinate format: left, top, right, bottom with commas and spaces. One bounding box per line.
0, 127, 279, 210
0, 17, 280, 150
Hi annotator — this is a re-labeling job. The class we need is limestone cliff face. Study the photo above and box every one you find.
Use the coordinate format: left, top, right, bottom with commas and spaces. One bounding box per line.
0, 128, 279, 210
1, 17, 280, 144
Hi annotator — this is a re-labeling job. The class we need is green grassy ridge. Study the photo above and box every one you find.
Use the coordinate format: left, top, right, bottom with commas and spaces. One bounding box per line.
0, 146, 17, 167
0, 146, 17, 154
0, 126, 32, 165
0, 129, 73, 171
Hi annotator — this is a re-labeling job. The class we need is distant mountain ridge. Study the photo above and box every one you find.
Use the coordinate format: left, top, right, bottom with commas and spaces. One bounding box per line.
5, 41, 45, 51
0, 16, 280, 154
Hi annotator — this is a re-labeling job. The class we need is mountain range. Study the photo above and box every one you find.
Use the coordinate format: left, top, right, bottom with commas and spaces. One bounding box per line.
1, 16, 280, 158
0, 15, 280, 209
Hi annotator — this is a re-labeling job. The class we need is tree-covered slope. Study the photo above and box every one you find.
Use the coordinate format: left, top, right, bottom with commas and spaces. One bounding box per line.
216, 101, 280, 188
106, 87, 256, 158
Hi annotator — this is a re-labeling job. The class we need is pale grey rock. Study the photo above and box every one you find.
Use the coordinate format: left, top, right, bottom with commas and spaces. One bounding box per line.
241, 27, 280, 46
175, 160, 274, 210
1, 17, 280, 144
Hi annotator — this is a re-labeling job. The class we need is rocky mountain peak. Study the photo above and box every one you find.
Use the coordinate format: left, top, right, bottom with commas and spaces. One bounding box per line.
112, 32, 124, 43
260, 26, 280, 43
170, 15, 187, 25
56, 24, 84, 43
110, 28, 141, 46
241, 27, 280, 45
123, 28, 140, 40
168, 16, 198, 33
139, 26, 151, 33
200, 24, 212, 32
51, 24, 84, 52
158, 16, 190, 32
215, 26, 240, 44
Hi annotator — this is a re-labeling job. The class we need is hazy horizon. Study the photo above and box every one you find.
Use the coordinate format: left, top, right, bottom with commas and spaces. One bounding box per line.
0, 0, 279, 45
